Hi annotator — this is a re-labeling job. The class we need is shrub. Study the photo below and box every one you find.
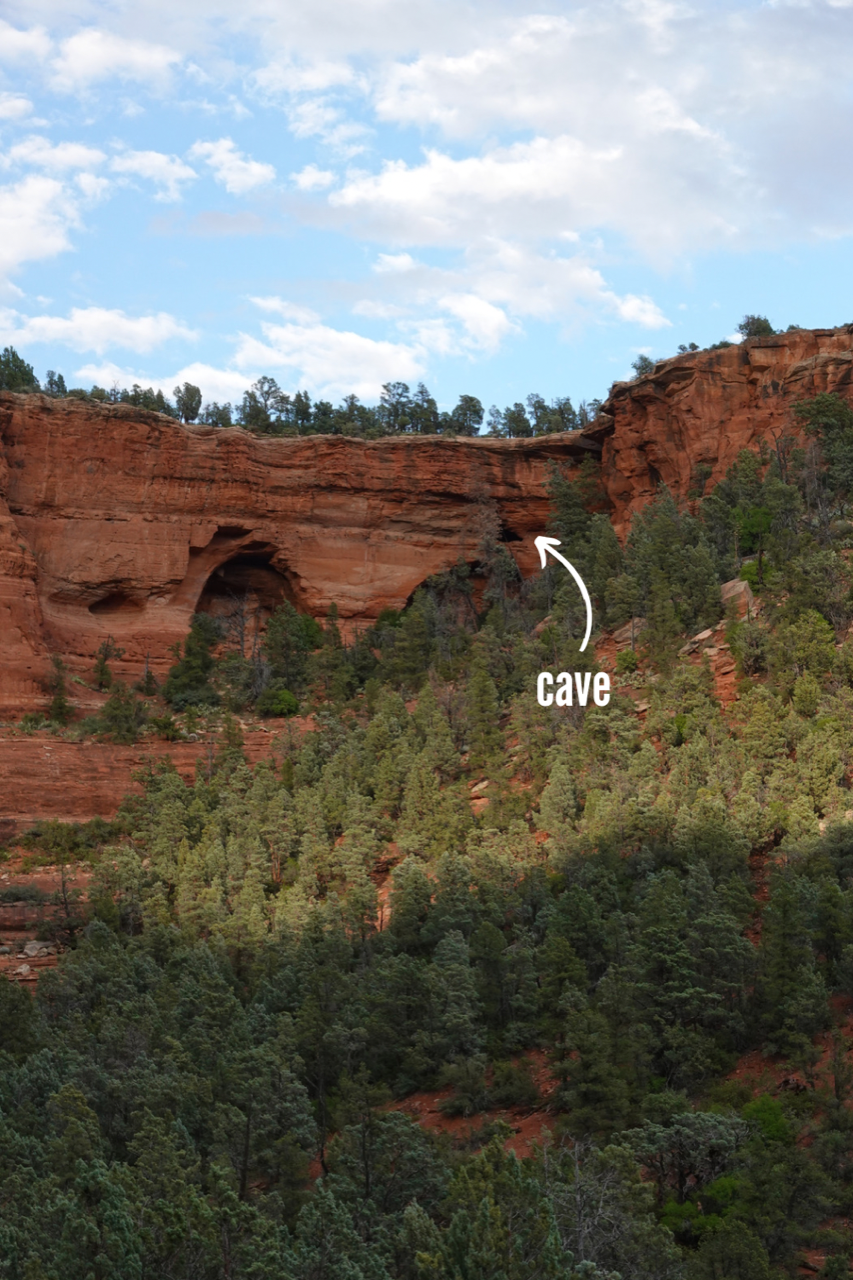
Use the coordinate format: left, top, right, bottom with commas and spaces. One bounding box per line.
438, 1058, 489, 1117
149, 713, 180, 741
256, 684, 299, 717
616, 647, 639, 675
100, 682, 147, 744
19, 712, 47, 733
488, 1059, 540, 1109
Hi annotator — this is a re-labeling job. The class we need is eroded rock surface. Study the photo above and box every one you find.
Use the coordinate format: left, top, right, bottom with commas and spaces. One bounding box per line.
590, 326, 853, 535
3, 325, 853, 717
0, 393, 590, 714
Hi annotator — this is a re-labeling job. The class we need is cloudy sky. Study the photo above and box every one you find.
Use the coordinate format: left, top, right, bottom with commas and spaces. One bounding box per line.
1, 0, 853, 414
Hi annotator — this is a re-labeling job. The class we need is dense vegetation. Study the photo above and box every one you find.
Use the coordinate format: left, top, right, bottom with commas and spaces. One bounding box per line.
10, 391, 853, 1276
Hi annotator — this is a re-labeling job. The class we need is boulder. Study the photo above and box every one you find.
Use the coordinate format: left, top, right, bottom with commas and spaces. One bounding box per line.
721, 579, 755, 617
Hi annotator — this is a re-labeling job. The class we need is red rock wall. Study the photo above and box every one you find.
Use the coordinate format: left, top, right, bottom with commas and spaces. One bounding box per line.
0, 726, 286, 841
0, 393, 589, 715
591, 326, 853, 535
3, 326, 853, 720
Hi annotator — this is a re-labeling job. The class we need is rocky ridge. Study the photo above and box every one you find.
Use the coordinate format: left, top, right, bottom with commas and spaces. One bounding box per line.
1, 324, 852, 721
0, 393, 593, 716
593, 324, 853, 534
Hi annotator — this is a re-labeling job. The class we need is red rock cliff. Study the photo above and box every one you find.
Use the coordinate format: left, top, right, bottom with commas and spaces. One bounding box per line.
3, 323, 853, 718
589, 325, 853, 535
0, 393, 592, 714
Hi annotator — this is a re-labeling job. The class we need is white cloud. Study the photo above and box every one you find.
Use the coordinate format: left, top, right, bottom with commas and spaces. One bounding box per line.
373, 11, 716, 140
188, 137, 275, 194
3, 136, 106, 172
173, 363, 254, 404
352, 299, 406, 319
0, 93, 32, 120
0, 20, 51, 63
253, 57, 358, 96
292, 164, 336, 190
358, 241, 670, 345
250, 296, 320, 322
608, 293, 671, 328
50, 30, 181, 92
0, 306, 196, 354
111, 149, 196, 201
235, 318, 425, 399
73, 360, 251, 404
373, 252, 418, 273
438, 293, 516, 351
329, 132, 745, 258
286, 98, 368, 154
0, 175, 81, 281
75, 172, 111, 200
401, 317, 456, 355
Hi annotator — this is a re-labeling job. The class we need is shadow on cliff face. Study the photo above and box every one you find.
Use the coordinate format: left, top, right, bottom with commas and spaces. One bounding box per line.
196, 551, 297, 629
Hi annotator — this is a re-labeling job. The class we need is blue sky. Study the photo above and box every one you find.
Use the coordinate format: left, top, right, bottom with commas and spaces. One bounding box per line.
2, 0, 853, 417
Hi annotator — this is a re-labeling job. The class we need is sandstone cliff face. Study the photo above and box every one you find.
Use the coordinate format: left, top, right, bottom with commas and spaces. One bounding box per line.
3, 324, 853, 720
0, 393, 590, 714
591, 326, 853, 535
0, 726, 285, 842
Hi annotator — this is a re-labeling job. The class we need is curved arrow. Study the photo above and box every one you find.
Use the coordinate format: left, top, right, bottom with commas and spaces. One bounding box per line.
534, 536, 593, 652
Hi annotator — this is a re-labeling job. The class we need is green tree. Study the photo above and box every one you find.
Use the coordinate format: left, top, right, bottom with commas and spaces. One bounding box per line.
100, 682, 147, 744
264, 601, 322, 693
92, 635, 125, 691
466, 655, 502, 770
450, 394, 484, 436
0, 345, 38, 390
163, 613, 222, 709
48, 655, 71, 724
687, 1222, 771, 1279
173, 381, 202, 423
738, 314, 775, 338
632, 354, 655, 377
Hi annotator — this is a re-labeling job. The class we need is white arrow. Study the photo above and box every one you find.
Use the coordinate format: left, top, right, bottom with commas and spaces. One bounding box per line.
534, 536, 593, 652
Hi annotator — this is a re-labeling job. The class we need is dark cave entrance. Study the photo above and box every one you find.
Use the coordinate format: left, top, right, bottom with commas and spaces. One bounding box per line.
196, 551, 297, 648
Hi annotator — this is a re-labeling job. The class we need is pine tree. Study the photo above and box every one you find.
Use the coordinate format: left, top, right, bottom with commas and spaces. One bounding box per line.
466, 655, 502, 769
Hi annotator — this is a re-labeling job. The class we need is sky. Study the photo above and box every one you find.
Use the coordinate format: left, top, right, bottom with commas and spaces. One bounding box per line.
2, 0, 853, 417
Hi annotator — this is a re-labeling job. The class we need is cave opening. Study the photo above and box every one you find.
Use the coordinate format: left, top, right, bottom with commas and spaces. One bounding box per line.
196, 552, 297, 632
89, 592, 144, 616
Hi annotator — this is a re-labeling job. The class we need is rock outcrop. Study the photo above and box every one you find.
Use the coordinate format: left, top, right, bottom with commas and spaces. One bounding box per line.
0, 393, 593, 714
589, 325, 853, 535
3, 324, 853, 718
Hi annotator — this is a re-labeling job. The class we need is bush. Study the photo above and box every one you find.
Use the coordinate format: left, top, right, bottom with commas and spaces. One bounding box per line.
615, 647, 639, 675
148, 713, 180, 741
18, 712, 47, 733
488, 1060, 540, 1109
438, 1059, 489, 1117
737, 314, 775, 339
100, 682, 147, 744
19, 816, 118, 859
728, 618, 768, 675
256, 684, 299, 717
